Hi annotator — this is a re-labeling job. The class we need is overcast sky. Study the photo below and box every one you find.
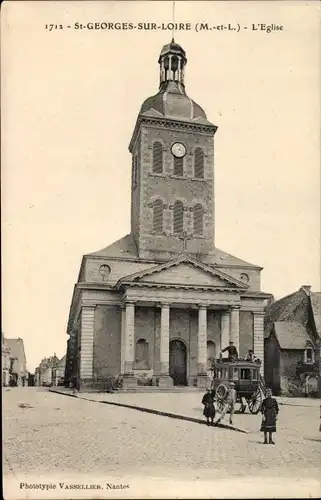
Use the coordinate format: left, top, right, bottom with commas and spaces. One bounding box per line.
2, 1, 320, 371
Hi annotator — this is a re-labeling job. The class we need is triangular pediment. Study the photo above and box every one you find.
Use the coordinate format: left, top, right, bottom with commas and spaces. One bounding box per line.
116, 256, 249, 290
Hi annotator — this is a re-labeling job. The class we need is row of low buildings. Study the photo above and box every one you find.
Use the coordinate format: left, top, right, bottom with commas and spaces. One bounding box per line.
35, 354, 66, 387
2, 336, 28, 387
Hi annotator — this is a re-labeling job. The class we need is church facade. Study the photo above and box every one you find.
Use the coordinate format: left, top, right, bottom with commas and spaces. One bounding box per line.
65, 41, 270, 391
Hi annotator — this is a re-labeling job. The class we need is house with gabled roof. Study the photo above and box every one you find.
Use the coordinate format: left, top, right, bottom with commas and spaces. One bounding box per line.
6, 338, 28, 387
65, 40, 271, 391
264, 286, 321, 396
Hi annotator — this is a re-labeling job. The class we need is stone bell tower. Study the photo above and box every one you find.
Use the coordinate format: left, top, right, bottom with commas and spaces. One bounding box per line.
129, 40, 218, 261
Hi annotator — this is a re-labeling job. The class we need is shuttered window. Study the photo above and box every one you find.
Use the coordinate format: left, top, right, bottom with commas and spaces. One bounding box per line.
173, 157, 184, 177
194, 148, 204, 178
173, 200, 184, 234
153, 142, 163, 174
153, 199, 163, 233
193, 204, 204, 235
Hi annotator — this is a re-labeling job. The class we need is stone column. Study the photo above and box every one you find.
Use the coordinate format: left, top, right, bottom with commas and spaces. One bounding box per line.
230, 306, 240, 355
159, 303, 173, 388
197, 305, 208, 388
120, 305, 126, 375
221, 311, 230, 358
253, 311, 265, 375
122, 301, 137, 389
79, 306, 95, 390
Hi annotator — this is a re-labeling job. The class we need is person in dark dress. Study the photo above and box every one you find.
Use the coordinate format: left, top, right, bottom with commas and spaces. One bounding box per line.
260, 388, 279, 444
202, 389, 216, 426
221, 341, 238, 361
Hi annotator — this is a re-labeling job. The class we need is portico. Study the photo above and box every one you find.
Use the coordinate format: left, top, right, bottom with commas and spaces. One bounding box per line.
116, 260, 256, 388
120, 299, 242, 389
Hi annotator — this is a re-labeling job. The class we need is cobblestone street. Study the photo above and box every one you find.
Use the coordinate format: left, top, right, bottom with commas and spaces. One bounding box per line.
3, 388, 321, 499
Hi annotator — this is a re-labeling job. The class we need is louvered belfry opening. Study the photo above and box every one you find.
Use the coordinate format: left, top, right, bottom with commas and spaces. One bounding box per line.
193, 203, 204, 235
194, 148, 204, 178
173, 156, 184, 176
153, 199, 163, 233
152, 142, 163, 173
173, 200, 184, 234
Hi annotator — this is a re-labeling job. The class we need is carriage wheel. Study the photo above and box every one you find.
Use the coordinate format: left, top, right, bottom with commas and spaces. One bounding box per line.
247, 388, 263, 414
215, 383, 228, 413
216, 399, 225, 413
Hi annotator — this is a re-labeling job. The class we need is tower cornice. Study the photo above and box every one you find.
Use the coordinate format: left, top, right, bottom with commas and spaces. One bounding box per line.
129, 115, 217, 153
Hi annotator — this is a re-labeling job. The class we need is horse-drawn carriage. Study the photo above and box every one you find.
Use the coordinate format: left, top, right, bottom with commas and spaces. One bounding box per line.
210, 358, 265, 414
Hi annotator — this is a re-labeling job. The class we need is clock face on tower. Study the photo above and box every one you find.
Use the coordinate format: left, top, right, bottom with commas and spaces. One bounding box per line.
171, 142, 186, 158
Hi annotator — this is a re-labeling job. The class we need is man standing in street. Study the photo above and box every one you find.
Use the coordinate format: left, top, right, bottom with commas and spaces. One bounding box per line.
221, 341, 238, 361
216, 382, 237, 426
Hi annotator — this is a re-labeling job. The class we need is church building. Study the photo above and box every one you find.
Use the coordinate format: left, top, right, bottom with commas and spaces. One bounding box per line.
65, 40, 271, 391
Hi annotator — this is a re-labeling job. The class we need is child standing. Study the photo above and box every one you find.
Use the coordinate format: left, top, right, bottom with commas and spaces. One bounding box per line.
202, 389, 216, 426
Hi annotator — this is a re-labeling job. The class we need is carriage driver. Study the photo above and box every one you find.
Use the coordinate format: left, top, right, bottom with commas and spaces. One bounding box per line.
216, 381, 237, 426
221, 341, 238, 361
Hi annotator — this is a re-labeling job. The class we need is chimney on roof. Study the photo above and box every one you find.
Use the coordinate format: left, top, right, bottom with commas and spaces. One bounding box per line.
300, 285, 311, 296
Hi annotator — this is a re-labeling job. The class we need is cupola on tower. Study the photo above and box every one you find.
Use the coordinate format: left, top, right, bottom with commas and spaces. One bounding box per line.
129, 40, 218, 260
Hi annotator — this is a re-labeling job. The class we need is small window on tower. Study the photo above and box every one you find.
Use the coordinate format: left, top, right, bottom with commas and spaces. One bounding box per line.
173, 200, 184, 234
193, 204, 204, 235
152, 142, 163, 174
153, 199, 163, 234
173, 156, 184, 177
194, 148, 204, 179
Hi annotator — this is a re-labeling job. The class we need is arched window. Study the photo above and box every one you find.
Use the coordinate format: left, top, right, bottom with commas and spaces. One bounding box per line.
171, 55, 178, 72
173, 156, 184, 177
207, 341, 216, 370
153, 142, 163, 174
135, 339, 149, 369
173, 200, 184, 234
193, 204, 204, 235
153, 199, 163, 233
194, 148, 204, 179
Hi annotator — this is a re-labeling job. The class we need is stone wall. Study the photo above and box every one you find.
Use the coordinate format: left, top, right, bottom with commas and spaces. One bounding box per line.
239, 311, 254, 358
93, 305, 121, 382
280, 350, 303, 395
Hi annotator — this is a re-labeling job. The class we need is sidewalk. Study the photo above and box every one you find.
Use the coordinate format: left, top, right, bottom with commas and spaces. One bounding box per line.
49, 387, 319, 435
49, 387, 248, 433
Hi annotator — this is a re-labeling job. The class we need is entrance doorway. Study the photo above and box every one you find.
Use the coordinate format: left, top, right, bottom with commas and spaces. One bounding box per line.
169, 340, 187, 386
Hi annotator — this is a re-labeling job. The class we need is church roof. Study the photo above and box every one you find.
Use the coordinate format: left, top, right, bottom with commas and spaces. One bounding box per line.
273, 322, 313, 350
139, 41, 215, 126
86, 233, 261, 269
140, 83, 210, 123
86, 234, 138, 258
